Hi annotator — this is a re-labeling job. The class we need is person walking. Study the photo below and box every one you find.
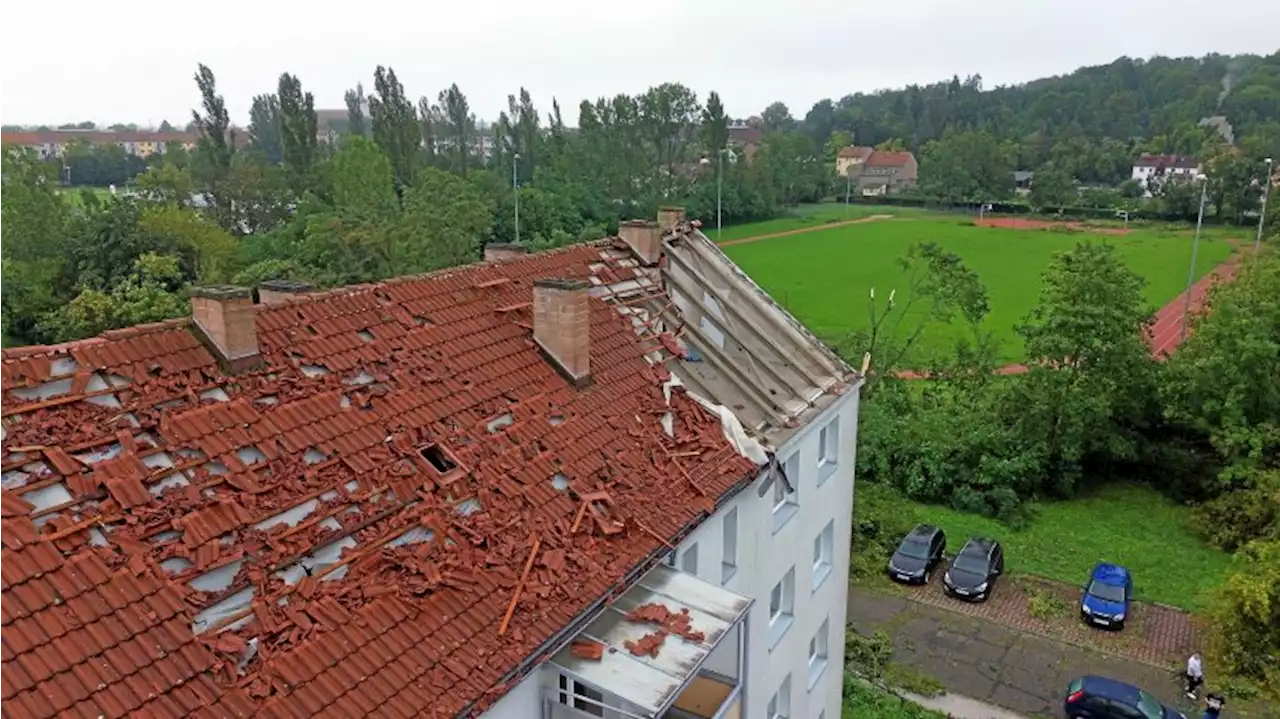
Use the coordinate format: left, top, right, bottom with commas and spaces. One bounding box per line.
1185, 652, 1205, 699
1202, 692, 1225, 719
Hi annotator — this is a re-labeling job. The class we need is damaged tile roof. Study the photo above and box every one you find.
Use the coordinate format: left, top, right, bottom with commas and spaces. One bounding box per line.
0, 239, 748, 718
1, 220, 854, 718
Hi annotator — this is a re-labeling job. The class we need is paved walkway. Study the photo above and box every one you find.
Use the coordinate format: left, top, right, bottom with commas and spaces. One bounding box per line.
849, 587, 1195, 718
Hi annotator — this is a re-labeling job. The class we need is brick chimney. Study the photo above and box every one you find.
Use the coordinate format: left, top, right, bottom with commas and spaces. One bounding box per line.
657, 206, 686, 231
533, 279, 592, 387
618, 220, 662, 266
484, 243, 528, 263
258, 279, 313, 305
190, 286, 262, 373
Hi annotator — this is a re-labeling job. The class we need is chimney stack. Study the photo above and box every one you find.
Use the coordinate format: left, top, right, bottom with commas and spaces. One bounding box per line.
190, 286, 262, 372
258, 279, 313, 305
484, 243, 528, 263
657, 206, 686, 231
533, 279, 592, 387
618, 220, 662, 266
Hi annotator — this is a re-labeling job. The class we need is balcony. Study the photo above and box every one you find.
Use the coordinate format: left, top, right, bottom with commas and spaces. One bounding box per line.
547, 565, 749, 719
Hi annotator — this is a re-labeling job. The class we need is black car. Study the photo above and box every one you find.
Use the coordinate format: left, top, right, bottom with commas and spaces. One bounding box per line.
887, 524, 947, 584
1064, 676, 1185, 719
942, 537, 1004, 601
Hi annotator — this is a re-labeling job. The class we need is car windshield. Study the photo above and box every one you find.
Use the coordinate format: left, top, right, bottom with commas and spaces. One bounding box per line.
1135, 690, 1163, 719
897, 538, 931, 560
952, 550, 989, 574
1087, 579, 1126, 603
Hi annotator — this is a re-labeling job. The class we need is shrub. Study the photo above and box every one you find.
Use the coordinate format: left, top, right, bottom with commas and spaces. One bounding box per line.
1027, 586, 1069, 621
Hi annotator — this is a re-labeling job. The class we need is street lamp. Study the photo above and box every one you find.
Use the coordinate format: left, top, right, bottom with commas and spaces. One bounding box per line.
699, 148, 727, 240
844, 166, 853, 217
512, 152, 521, 245
1181, 173, 1210, 342
1256, 157, 1273, 253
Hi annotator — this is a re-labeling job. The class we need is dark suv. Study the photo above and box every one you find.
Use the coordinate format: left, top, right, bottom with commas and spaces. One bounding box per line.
1064, 676, 1185, 719
887, 524, 946, 584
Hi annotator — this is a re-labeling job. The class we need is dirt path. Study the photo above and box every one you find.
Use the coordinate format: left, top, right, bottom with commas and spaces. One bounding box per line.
715, 213, 895, 247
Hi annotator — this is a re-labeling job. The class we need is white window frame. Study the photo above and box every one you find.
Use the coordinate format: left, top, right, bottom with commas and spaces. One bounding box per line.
807, 618, 830, 690
721, 507, 738, 584
768, 568, 795, 649
817, 417, 839, 486
557, 674, 605, 717
768, 675, 792, 719
812, 520, 834, 590
772, 452, 799, 533
681, 542, 698, 576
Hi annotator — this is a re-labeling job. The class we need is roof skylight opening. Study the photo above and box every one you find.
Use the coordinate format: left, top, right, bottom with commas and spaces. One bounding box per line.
486, 412, 515, 433
303, 447, 329, 465
549, 413, 566, 426
419, 444, 457, 474
300, 364, 331, 378
200, 386, 232, 402
551, 473, 570, 491
357, 329, 375, 343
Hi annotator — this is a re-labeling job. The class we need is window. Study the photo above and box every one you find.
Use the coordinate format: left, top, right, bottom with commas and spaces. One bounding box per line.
557, 675, 604, 717
807, 618, 830, 689
812, 521, 834, 590
767, 675, 792, 719
772, 453, 799, 532
817, 418, 839, 485
768, 568, 795, 648
721, 507, 738, 584
663, 550, 677, 567
681, 543, 698, 575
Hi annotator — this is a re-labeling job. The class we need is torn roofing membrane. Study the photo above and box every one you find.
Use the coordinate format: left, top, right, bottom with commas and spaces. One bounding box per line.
0, 222, 854, 719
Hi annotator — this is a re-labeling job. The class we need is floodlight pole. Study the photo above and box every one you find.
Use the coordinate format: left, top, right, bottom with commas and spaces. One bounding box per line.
1256, 157, 1273, 253
1181, 175, 1209, 342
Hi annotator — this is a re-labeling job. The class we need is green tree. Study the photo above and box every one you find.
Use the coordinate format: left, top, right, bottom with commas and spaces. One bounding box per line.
1208, 538, 1280, 702
135, 162, 195, 205
344, 83, 367, 137
701, 91, 729, 155
1, 148, 73, 343
331, 136, 399, 224
1029, 161, 1075, 209
394, 167, 491, 272
1010, 242, 1157, 495
918, 130, 1014, 202
191, 64, 234, 174
39, 254, 187, 342
278, 72, 318, 184
138, 204, 238, 283
437, 83, 476, 176
368, 65, 420, 188
247, 93, 283, 164
761, 101, 795, 133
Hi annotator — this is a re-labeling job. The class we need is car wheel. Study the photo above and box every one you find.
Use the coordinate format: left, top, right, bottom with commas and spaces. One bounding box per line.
923, 569, 931, 584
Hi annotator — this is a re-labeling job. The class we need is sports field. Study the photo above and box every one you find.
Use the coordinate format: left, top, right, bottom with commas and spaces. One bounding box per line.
721, 212, 1236, 362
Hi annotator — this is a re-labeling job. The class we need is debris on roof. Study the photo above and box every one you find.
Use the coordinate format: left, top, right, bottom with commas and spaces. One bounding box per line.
1, 215, 855, 717
570, 639, 606, 661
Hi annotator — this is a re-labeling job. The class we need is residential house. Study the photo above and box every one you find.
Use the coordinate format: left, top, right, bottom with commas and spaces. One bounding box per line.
839, 146, 919, 196
1013, 171, 1035, 196
835, 146, 873, 179
0, 208, 862, 719
728, 123, 763, 163
1, 129, 201, 159
1131, 154, 1200, 197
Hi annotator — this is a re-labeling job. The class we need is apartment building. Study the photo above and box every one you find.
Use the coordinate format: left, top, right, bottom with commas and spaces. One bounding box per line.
0, 208, 860, 719
0, 129, 198, 159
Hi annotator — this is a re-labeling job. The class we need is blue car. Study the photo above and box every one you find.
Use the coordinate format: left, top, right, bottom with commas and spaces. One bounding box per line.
1080, 563, 1132, 630
1065, 676, 1184, 719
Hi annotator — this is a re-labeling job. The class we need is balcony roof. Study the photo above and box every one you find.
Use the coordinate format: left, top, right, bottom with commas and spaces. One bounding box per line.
552, 565, 751, 717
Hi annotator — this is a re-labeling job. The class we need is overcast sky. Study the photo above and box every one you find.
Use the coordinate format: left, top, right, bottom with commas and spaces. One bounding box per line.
3, 0, 1277, 128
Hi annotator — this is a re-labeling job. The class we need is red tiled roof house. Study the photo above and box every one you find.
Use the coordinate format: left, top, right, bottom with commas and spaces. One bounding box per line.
1, 209, 862, 719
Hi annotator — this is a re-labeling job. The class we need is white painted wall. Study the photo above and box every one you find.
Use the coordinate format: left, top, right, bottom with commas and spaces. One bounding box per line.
672, 386, 860, 719
481, 670, 543, 719
482, 385, 862, 719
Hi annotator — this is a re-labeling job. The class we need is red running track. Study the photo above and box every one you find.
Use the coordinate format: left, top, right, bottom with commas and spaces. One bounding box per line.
896, 258, 1238, 380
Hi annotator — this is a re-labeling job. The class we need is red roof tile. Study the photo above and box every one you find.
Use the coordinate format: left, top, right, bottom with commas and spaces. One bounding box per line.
1, 240, 759, 717
865, 150, 916, 167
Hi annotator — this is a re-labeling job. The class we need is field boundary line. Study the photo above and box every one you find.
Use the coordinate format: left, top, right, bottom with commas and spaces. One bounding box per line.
715, 213, 896, 247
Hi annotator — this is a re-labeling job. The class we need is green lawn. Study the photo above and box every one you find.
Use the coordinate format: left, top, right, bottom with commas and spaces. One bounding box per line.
712, 203, 942, 243
863, 482, 1232, 610
723, 217, 1235, 362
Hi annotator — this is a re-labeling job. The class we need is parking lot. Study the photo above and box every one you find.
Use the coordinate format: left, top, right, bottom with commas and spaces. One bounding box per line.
849, 586, 1199, 718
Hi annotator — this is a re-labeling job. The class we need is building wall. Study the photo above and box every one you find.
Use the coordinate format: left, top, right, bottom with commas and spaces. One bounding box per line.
669, 387, 860, 719
481, 670, 544, 719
